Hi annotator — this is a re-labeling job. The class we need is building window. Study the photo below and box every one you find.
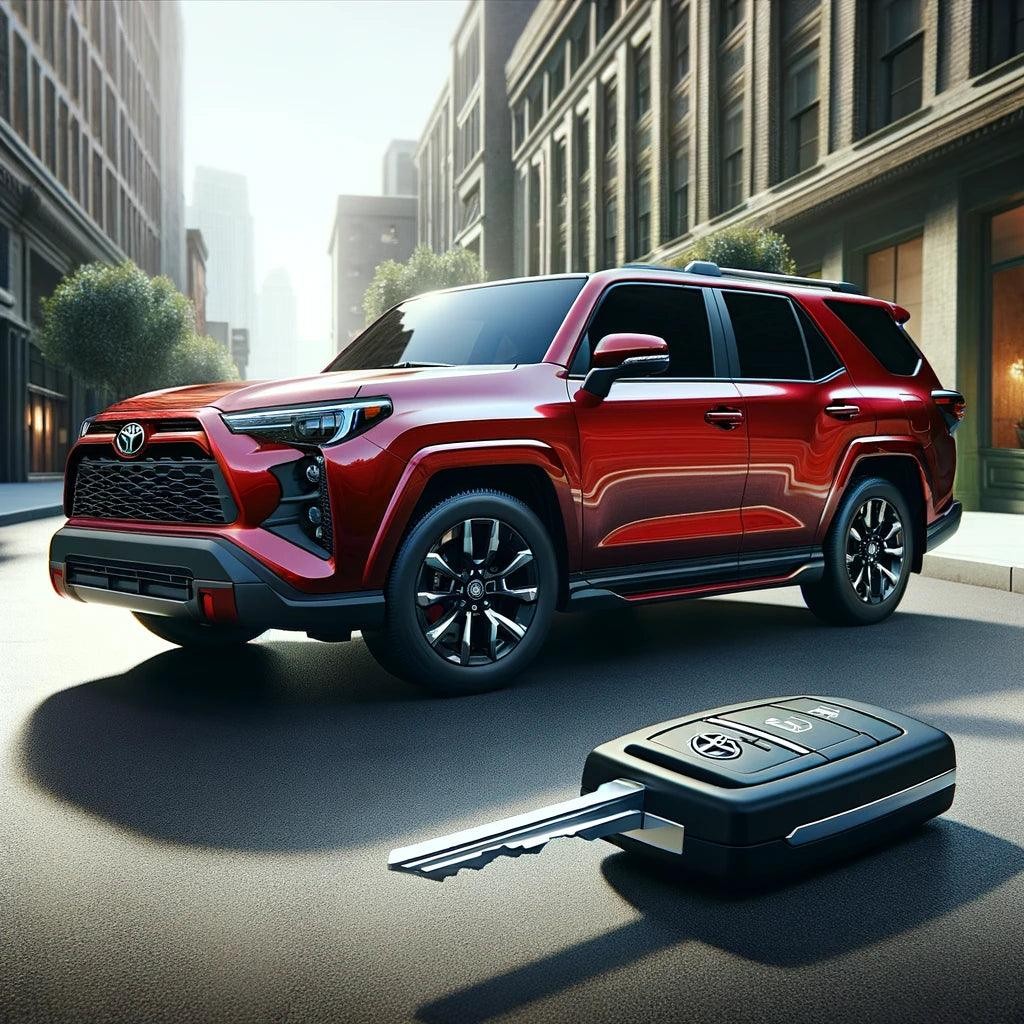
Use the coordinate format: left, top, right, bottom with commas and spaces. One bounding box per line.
633, 167, 651, 258
455, 100, 480, 176
528, 164, 541, 277
527, 83, 543, 134
513, 101, 525, 149
550, 50, 565, 102
719, 98, 744, 212
783, 46, 819, 177
671, 2, 691, 84
866, 0, 923, 132
979, 0, 1024, 71
0, 223, 9, 289
552, 140, 567, 273
634, 46, 651, 120
988, 203, 1024, 450
603, 79, 618, 153
720, 0, 744, 40
668, 141, 689, 239
570, 10, 590, 74
865, 234, 923, 340
13, 31, 28, 139
454, 22, 480, 111
597, 0, 618, 40
460, 188, 480, 233
603, 194, 617, 268
575, 112, 591, 271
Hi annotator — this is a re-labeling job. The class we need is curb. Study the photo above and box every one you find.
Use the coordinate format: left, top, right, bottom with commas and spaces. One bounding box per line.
0, 505, 64, 528
921, 553, 1024, 595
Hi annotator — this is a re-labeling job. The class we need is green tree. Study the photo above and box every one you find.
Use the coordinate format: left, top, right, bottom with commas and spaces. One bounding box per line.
669, 225, 797, 275
164, 333, 238, 388
363, 246, 483, 324
39, 261, 194, 397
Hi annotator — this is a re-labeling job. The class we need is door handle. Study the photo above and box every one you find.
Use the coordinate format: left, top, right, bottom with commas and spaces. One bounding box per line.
705, 407, 744, 430
825, 404, 861, 420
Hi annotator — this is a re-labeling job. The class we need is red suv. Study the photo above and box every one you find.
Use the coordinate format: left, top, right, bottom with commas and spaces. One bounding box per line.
49, 262, 964, 694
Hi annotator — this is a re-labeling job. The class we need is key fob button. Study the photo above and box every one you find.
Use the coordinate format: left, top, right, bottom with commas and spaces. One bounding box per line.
722, 705, 858, 751
776, 698, 902, 742
652, 721, 797, 773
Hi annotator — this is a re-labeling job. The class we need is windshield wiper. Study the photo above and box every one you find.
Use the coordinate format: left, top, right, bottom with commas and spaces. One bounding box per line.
388, 361, 455, 368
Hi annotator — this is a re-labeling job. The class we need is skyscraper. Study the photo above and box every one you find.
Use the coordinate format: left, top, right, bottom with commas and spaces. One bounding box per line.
187, 166, 255, 351
0, 0, 185, 481
256, 268, 299, 380
382, 139, 418, 197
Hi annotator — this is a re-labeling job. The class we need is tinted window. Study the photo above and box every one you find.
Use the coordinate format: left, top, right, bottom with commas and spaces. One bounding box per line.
571, 284, 715, 377
794, 302, 843, 378
326, 278, 586, 371
723, 291, 812, 379
825, 299, 920, 375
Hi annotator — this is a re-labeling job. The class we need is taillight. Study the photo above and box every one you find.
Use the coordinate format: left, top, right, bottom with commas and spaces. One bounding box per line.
931, 389, 966, 434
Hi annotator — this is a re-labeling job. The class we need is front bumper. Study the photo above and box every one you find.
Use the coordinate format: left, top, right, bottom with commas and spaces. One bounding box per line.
49, 526, 384, 634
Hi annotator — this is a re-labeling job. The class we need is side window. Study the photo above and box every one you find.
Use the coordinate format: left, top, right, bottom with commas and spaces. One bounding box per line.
824, 299, 921, 375
723, 290, 814, 380
794, 302, 843, 378
570, 284, 715, 377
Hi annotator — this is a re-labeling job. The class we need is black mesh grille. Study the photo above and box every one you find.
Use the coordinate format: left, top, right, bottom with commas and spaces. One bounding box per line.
71, 455, 235, 524
87, 418, 203, 435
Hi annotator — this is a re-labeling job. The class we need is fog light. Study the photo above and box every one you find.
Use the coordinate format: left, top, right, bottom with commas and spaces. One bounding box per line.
308, 505, 322, 525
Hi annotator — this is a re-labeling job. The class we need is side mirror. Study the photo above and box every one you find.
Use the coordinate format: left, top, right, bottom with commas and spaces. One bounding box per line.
579, 333, 670, 401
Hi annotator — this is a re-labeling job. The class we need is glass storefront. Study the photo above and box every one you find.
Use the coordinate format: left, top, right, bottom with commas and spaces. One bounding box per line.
866, 234, 924, 337
989, 203, 1024, 452
27, 343, 70, 475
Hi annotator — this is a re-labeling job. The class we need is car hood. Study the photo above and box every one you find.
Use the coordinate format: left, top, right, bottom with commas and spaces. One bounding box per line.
105, 366, 512, 415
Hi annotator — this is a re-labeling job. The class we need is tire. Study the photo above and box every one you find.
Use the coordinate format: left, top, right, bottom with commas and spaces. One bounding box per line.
368, 489, 558, 695
133, 612, 263, 649
801, 476, 915, 626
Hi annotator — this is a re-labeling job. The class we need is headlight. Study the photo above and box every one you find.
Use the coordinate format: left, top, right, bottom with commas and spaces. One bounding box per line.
221, 398, 391, 447
79, 417, 95, 438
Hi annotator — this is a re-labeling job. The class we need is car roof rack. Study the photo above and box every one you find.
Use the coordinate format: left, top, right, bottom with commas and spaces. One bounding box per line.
622, 260, 861, 294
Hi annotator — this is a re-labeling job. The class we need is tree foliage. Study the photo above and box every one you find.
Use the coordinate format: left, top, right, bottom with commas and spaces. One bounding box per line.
38, 260, 237, 397
669, 225, 797, 275
164, 333, 239, 388
363, 246, 483, 324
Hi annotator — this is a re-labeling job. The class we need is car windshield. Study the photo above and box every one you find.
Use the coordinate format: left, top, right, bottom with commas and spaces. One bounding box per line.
324, 278, 586, 371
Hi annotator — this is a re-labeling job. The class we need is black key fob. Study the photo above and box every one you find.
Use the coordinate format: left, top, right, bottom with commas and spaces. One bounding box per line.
582, 695, 955, 883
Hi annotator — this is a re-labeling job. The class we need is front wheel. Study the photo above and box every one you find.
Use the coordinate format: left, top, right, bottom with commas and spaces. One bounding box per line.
133, 612, 263, 649
367, 490, 558, 695
801, 477, 915, 626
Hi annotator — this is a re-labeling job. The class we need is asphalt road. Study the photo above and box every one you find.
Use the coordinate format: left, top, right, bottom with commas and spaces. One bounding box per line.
3, 516, 1023, 1024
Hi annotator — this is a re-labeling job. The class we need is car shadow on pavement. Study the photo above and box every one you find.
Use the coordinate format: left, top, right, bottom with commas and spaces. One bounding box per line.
415, 820, 1024, 1024
16, 597, 1024, 852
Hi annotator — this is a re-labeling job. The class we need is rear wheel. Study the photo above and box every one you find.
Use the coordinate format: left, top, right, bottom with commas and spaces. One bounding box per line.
801, 477, 915, 626
366, 490, 557, 695
133, 612, 263, 649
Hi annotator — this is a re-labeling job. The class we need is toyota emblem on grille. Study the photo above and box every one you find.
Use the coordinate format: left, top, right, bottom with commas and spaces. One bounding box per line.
690, 733, 743, 760
115, 421, 146, 458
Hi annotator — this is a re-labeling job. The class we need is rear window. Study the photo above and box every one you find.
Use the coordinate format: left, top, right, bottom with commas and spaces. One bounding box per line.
325, 277, 586, 371
824, 300, 921, 376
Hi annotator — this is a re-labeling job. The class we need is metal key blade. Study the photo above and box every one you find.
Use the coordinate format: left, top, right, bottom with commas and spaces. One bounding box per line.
388, 779, 645, 881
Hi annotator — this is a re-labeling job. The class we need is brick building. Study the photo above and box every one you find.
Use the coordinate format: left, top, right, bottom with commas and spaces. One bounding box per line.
0, 0, 184, 480
502, 0, 1024, 513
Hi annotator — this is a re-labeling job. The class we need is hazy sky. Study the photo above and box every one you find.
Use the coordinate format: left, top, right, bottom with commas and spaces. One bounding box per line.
181, 0, 467, 354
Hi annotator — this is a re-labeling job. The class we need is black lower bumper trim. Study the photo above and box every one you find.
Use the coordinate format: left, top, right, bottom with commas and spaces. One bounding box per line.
925, 499, 962, 553
49, 526, 384, 633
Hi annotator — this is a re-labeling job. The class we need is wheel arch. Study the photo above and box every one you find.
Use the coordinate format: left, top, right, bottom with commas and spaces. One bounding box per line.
362, 441, 579, 601
818, 441, 933, 572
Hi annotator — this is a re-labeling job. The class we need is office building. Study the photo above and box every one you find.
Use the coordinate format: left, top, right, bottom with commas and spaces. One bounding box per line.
415, 0, 538, 280
185, 228, 208, 336
504, 0, 1024, 513
0, 0, 185, 480
383, 138, 418, 197
256, 267, 299, 380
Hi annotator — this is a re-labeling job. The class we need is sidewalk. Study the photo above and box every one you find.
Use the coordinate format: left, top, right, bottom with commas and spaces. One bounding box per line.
922, 510, 1024, 595
0, 482, 64, 526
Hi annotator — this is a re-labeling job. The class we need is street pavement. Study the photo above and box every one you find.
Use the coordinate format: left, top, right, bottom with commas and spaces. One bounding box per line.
3, 516, 1023, 1024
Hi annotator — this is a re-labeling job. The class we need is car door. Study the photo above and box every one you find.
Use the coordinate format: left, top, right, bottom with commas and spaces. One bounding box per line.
712, 288, 873, 567
569, 282, 749, 577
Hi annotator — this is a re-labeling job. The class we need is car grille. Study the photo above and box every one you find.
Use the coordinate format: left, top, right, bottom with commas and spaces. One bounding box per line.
86, 417, 203, 435
70, 453, 236, 525
66, 556, 194, 601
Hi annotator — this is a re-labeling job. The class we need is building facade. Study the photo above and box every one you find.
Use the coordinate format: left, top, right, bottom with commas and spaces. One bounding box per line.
504, 0, 1024, 513
0, 0, 184, 481
255, 266, 298, 380
382, 138, 418, 197
415, 0, 538, 280
327, 193, 416, 351
185, 227, 207, 336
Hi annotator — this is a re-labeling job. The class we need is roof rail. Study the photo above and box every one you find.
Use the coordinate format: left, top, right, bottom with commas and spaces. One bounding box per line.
621, 260, 860, 294
685, 261, 861, 294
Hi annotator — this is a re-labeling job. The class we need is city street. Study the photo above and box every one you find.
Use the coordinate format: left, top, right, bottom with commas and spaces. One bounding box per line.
3, 515, 1023, 1024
